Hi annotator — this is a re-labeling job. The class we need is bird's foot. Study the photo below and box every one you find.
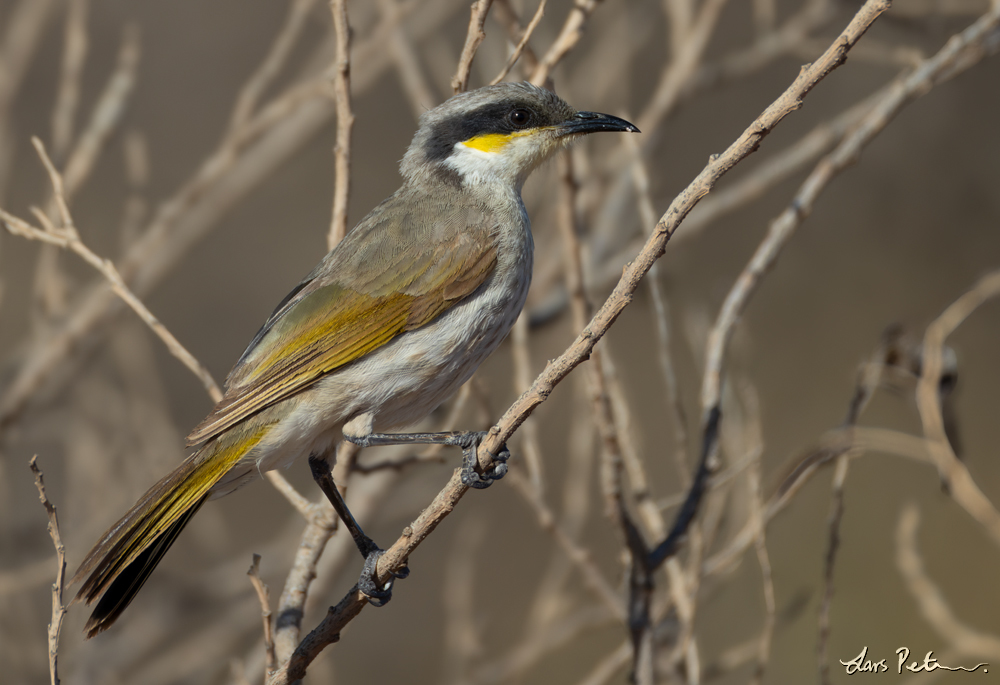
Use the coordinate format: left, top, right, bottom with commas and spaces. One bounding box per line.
357, 546, 409, 607
457, 431, 510, 489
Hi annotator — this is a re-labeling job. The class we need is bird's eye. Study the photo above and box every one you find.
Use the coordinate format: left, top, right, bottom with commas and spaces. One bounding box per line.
509, 108, 531, 128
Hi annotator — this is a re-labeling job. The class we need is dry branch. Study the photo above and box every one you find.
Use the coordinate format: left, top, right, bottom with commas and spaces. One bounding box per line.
490, 0, 546, 85
2, 139, 223, 402
30, 456, 67, 685
896, 505, 1000, 658
327, 0, 354, 248
247, 554, 278, 677
452, 0, 494, 93
264, 3, 895, 681
916, 270, 1000, 544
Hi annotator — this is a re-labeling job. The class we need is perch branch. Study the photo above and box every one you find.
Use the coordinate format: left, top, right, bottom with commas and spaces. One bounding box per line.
264, 3, 894, 682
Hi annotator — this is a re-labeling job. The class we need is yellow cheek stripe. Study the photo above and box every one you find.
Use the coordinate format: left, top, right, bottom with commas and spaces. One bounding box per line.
463, 130, 535, 153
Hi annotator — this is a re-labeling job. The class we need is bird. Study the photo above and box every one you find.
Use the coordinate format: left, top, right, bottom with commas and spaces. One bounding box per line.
70, 81, 638, 638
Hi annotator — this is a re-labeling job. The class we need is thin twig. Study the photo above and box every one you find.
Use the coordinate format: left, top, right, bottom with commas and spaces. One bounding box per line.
272, 500, 337, 664
624, 133, 689, 483
327, 0, 354, 249
492, 0, 541, 77
508, 470, 624, 620
530, 0, 605, 85
705, 425, 931, 578
818, 333, 893, 681
264, 472, 314, 519
228, 0, 318, 133
817, 455, 849, 685
34, 24, 139, 317
247, 554, 278, 678
51, 0, 89, 159
510, 314, 545, 492
0, 0, 59, 150
591, 89, 883, 289
58, 25, 140, 205
896, 504, 1000, 658
30, 456, 66, 685
2, 139, 223, 402
376, 0, 438, 116
490, 0, 546, 85
472, 605, 616, 684
916, 270, 1000, 545
452, 0, 494, 93
638, 0, 729, 135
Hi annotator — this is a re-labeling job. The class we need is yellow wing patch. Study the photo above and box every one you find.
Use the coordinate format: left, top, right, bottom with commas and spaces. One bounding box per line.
186, 243, 498, 446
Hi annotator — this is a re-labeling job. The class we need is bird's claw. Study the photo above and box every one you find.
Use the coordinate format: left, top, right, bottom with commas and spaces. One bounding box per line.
459, 432, 509, 489
357, 549, 409, 607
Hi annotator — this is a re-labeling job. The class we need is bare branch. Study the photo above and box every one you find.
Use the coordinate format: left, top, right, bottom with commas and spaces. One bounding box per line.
228, 0, 318, 133
264, 5, 895, 681
247, 555, 278, 678
530, 0, 605, 85
896, 505, 1000, 658
327, 0, 354, 248
2, 139, 223, 402
51, 0, 89, 159
272, 501, 337, 663
490, 0, 546, 85
452, 0, 494, 93
30, 456, 67, 685
916, 270, 1000, 544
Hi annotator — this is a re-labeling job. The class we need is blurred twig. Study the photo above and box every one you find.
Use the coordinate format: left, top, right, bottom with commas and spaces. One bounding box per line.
327, 0, 354, 248
0, 0, 59, 199
30, 456, 66, 685
452, 0, 494, 93
51, 0, 89, 160
530, 0, 605, 85
228, 0, 318, 134
818, 333, 893, 682
490, 0, 546, 85
896, 505, 1000, 661
2, 139, 224, 402
247, 554, 277, 678
916, 270, 1000, 544
34, 24, 139, 318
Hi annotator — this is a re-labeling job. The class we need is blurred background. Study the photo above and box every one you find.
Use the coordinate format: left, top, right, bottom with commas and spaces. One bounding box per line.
1, 0, 999, 683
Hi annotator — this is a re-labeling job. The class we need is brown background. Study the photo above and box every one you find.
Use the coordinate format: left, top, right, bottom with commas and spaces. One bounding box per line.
1, 0, 999, 683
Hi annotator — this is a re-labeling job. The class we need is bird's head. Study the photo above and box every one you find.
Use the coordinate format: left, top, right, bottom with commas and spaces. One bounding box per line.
401, 82, 638, 191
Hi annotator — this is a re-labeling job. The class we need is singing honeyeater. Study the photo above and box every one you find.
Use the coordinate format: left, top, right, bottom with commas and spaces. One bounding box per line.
71, 82, 638, 637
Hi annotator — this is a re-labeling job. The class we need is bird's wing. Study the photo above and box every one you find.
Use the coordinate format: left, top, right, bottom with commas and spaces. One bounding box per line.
186, 192, 498, 445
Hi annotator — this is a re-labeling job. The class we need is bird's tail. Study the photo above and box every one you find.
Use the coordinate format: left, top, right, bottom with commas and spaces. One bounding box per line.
70, 424, 272, 638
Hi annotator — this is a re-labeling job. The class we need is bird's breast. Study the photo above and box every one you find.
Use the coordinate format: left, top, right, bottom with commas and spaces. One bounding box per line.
312, 198, 533, 432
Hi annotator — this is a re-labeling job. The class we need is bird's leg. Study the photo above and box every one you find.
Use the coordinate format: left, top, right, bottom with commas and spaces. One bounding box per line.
307, 454, 408, 606
346, 431, 510, 489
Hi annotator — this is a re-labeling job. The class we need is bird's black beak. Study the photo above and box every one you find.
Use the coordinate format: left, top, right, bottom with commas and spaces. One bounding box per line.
559, 111, 639, 136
